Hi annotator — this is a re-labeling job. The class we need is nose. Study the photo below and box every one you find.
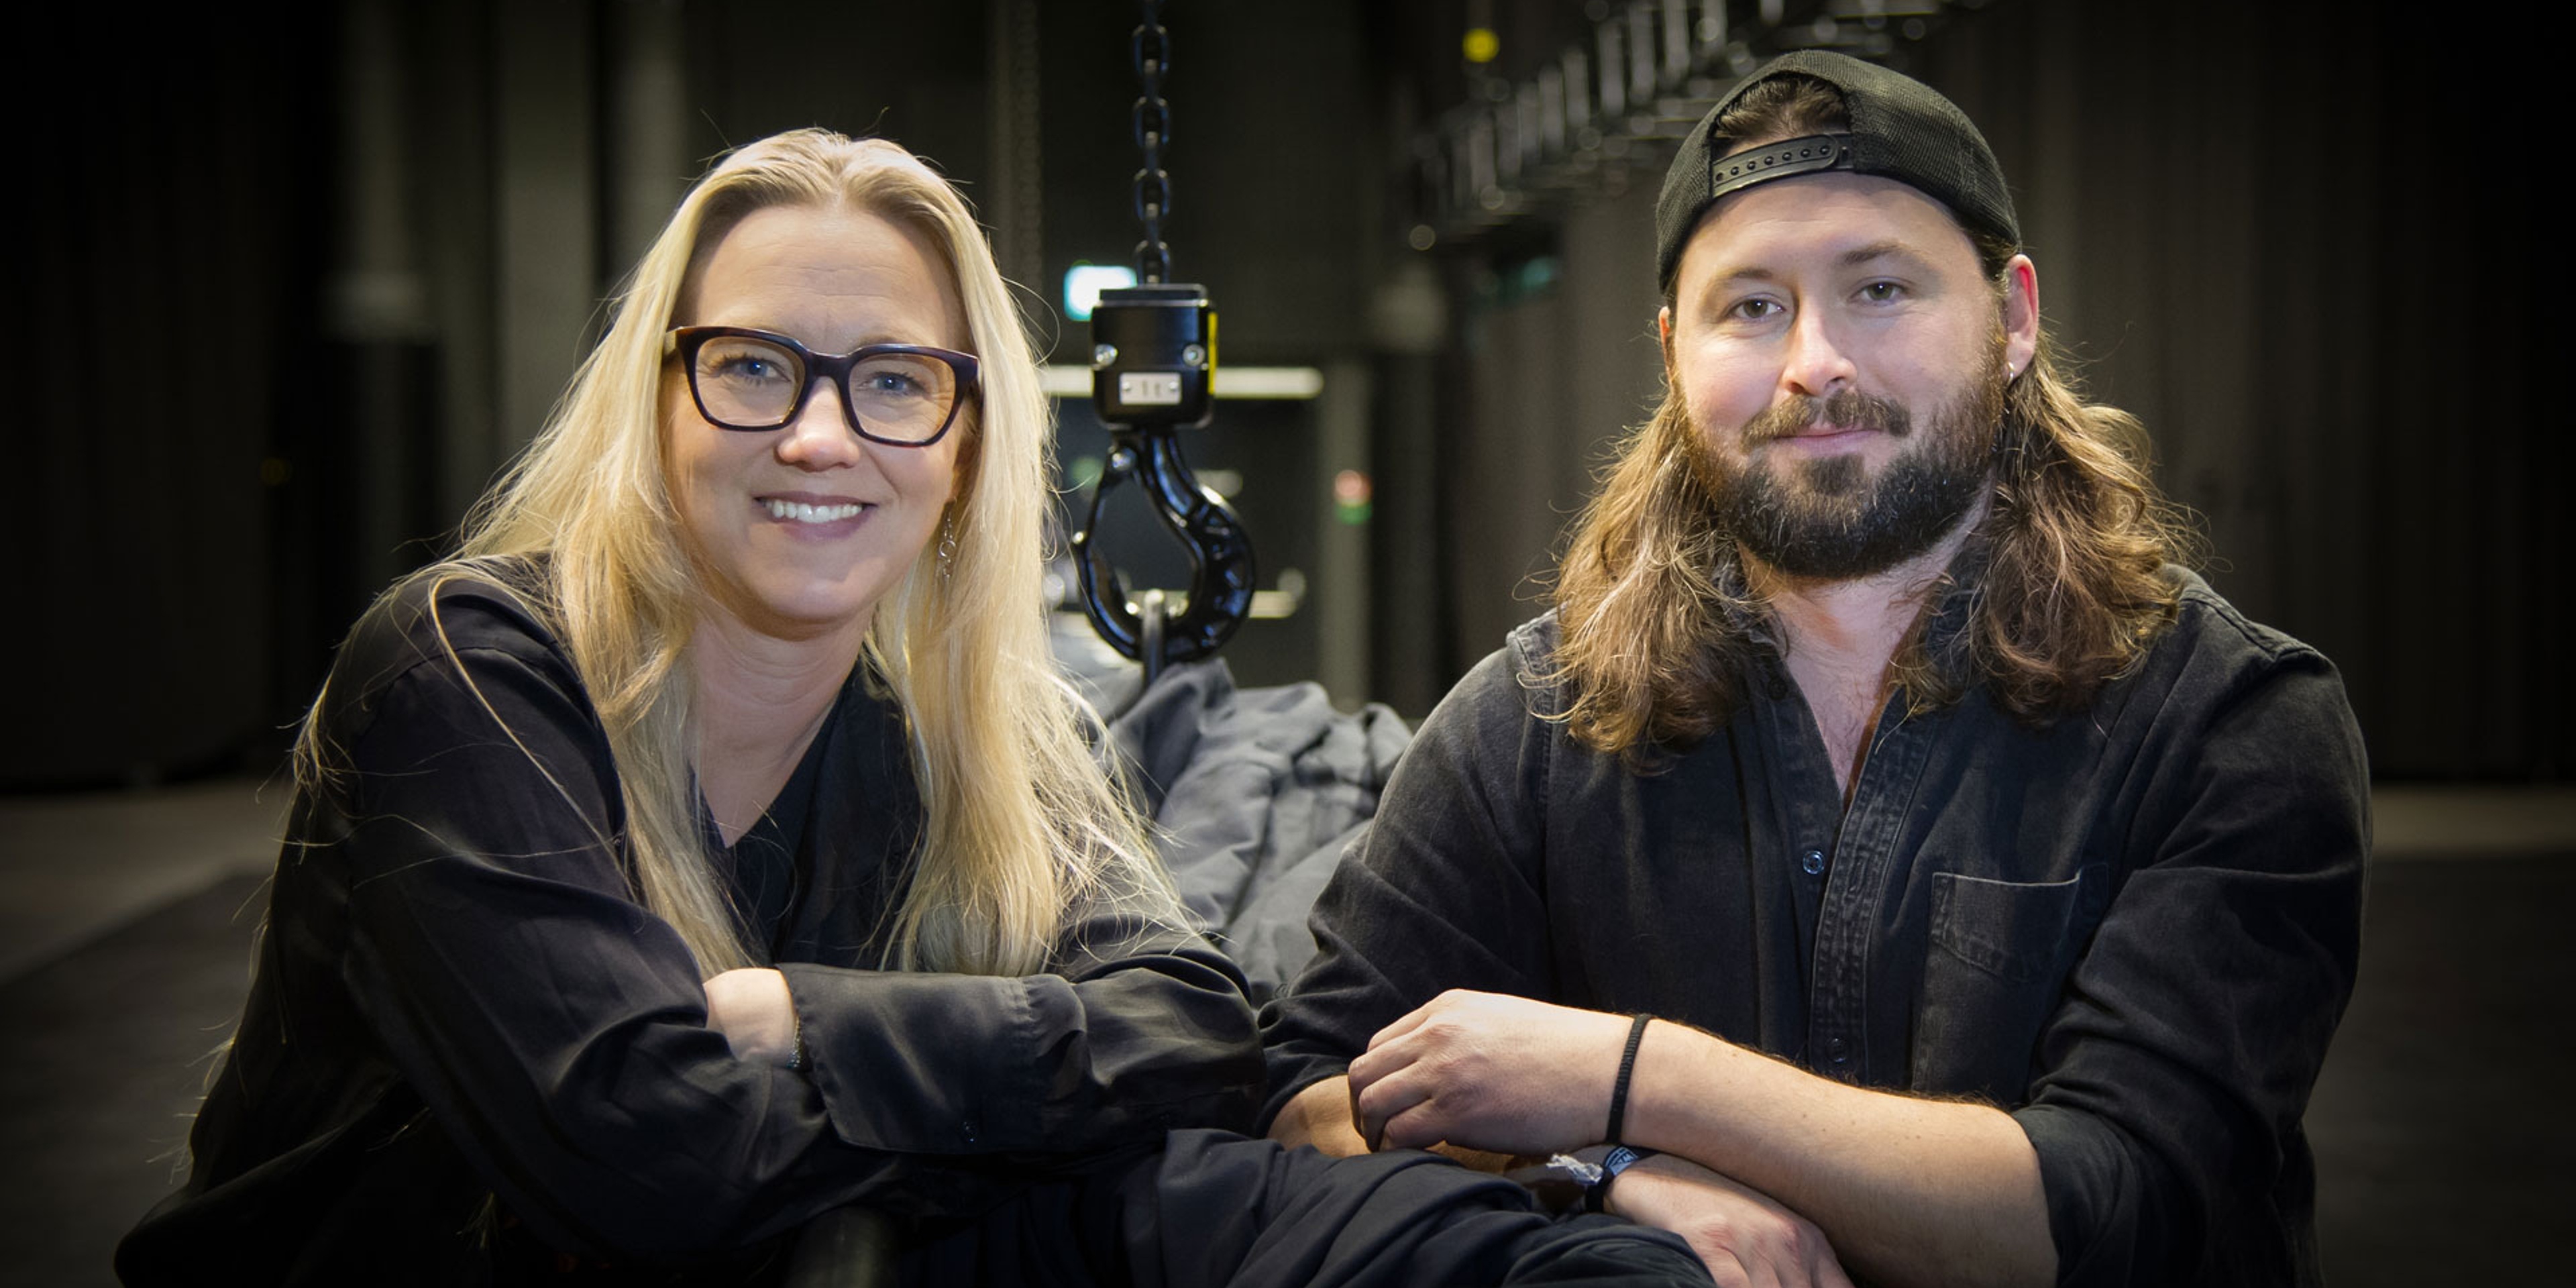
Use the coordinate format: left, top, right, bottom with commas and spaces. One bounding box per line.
1778, 306, 1857, 399
775, 376, 865, 469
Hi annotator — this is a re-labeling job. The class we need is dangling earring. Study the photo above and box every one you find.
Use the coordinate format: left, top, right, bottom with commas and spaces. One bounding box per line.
936, 511, 959, 574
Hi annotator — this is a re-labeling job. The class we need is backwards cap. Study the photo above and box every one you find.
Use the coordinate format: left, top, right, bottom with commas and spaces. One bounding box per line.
1654, 50, 2018, 291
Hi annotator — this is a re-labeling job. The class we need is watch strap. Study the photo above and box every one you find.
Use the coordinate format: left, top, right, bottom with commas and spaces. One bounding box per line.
1584, 1144, 1658, 1214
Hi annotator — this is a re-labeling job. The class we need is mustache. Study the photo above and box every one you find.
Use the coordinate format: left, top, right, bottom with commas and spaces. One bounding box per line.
1743, 389, 1913, 443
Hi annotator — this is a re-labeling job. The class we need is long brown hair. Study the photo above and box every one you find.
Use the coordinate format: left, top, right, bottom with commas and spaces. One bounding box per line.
1549, 78, 2194, 765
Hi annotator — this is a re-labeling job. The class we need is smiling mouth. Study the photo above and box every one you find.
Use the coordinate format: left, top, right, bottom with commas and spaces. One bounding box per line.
1746, 391, 1911, 445
763, 499, 869, 523
1756, 425, 1875, 449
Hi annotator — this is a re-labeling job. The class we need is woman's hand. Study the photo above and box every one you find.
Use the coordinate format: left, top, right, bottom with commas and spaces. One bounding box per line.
702, 968, 799, 1067
1607, 1152, 1854, 1288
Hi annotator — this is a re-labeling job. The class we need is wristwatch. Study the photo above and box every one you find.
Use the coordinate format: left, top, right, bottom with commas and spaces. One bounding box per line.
1584, 1144, 1658, 1214
1513, 1146, 1661, 1217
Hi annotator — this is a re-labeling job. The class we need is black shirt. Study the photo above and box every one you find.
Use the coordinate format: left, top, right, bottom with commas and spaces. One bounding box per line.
119, 561, 1264, 1285
1261, 569, 2367, 1287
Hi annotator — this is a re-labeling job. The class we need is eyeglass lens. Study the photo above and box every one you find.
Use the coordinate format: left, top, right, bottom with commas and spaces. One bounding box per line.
690, 334, 958, 443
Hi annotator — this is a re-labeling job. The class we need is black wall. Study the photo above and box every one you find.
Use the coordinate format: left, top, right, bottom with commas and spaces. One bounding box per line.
4, 1, 2559, 788
1411, 0, 2563, 779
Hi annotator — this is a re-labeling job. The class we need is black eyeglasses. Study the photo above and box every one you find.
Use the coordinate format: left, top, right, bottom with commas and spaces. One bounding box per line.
665, 325, 979, 447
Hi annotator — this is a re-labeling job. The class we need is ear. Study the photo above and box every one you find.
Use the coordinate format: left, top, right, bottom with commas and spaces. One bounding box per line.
2000, 255, 2039, 378
1657, 306, 1677, 374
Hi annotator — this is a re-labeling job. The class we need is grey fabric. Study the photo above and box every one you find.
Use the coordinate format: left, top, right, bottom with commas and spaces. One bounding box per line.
1067, 644, 1412, 1003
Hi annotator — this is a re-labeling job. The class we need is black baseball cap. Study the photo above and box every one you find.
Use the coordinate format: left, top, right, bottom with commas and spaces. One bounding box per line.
1654, 50, 2018, 292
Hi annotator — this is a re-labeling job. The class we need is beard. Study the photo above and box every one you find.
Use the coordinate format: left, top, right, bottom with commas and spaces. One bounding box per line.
1697, 343, 2008, 581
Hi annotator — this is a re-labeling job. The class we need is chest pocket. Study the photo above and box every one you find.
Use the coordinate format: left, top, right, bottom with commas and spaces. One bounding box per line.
1911, 868, 2098, 1104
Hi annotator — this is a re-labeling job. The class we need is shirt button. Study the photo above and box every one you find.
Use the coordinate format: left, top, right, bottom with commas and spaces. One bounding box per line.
1801, 849, 1826, 875
1826, 1036, 1849, 1064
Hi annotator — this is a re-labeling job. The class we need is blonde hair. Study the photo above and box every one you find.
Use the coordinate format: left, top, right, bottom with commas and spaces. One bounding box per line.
301, 129, 1161, 977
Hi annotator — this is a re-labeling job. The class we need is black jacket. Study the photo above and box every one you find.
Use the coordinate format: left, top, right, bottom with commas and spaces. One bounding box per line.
1263, 569, 2368, 1287
119, 561, 1263, 1285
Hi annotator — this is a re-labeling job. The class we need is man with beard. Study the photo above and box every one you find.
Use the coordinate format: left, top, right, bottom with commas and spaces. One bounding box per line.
1260, 51, 2366, 1288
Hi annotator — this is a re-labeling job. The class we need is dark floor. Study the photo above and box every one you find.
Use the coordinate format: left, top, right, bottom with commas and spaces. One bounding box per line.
2, 820, 2569, 1283
0, 873, 270, 1286
2304, 855, 2576, 1281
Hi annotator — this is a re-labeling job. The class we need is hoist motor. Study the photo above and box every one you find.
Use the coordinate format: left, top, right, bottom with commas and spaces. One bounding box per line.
1090, 284, 1216, 429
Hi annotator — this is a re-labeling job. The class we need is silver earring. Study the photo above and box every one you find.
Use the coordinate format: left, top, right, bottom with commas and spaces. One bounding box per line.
936, 515, 958, 568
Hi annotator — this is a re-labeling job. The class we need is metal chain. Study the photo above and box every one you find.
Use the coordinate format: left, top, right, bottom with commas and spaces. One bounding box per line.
1132, 1, 1172, 283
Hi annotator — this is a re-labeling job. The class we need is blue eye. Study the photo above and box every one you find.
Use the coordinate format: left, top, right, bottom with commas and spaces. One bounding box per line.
699, 338, 801, 388
860, 369, 927, 398
850, 353, 947, 407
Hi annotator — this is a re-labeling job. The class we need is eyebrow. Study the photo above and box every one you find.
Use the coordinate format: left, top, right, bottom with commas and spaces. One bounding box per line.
1836, 240, 1923, 268
1698, 239, 1940, 294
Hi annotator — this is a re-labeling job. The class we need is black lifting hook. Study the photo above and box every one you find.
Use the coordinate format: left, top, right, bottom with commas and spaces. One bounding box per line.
1071, 431, 1254, 678
1072, 282, 1256, 686
1072, 5, 1253, 688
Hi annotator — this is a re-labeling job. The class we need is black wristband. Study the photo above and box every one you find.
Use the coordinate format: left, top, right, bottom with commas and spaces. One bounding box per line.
1585, 1144, 1659, 1214
1605, 1013, 1653, 1144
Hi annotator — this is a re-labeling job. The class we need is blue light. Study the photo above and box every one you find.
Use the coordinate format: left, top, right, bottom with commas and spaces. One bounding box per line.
1063, 263, 1138, 322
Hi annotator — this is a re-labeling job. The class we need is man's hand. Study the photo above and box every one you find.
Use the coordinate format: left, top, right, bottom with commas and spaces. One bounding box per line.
1345, 989, 1633, 1155
702, 967, 798, 1066
1608, 1152, 1854, 1288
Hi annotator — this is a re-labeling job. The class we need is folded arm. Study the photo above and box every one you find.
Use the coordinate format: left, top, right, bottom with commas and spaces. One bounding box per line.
1276, 632, 2365, 1288
337, 627, 1257, 1260
775, 862, 1263, 1161
1326, 990, 2047, 1287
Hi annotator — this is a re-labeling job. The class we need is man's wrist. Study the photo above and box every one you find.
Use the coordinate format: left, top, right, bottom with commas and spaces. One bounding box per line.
1584, 1144, 1658, 1213
1515, 1144, 1661, 1216
1617, 1016, 1729, 1156
1605, 1013, 1654, 1143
